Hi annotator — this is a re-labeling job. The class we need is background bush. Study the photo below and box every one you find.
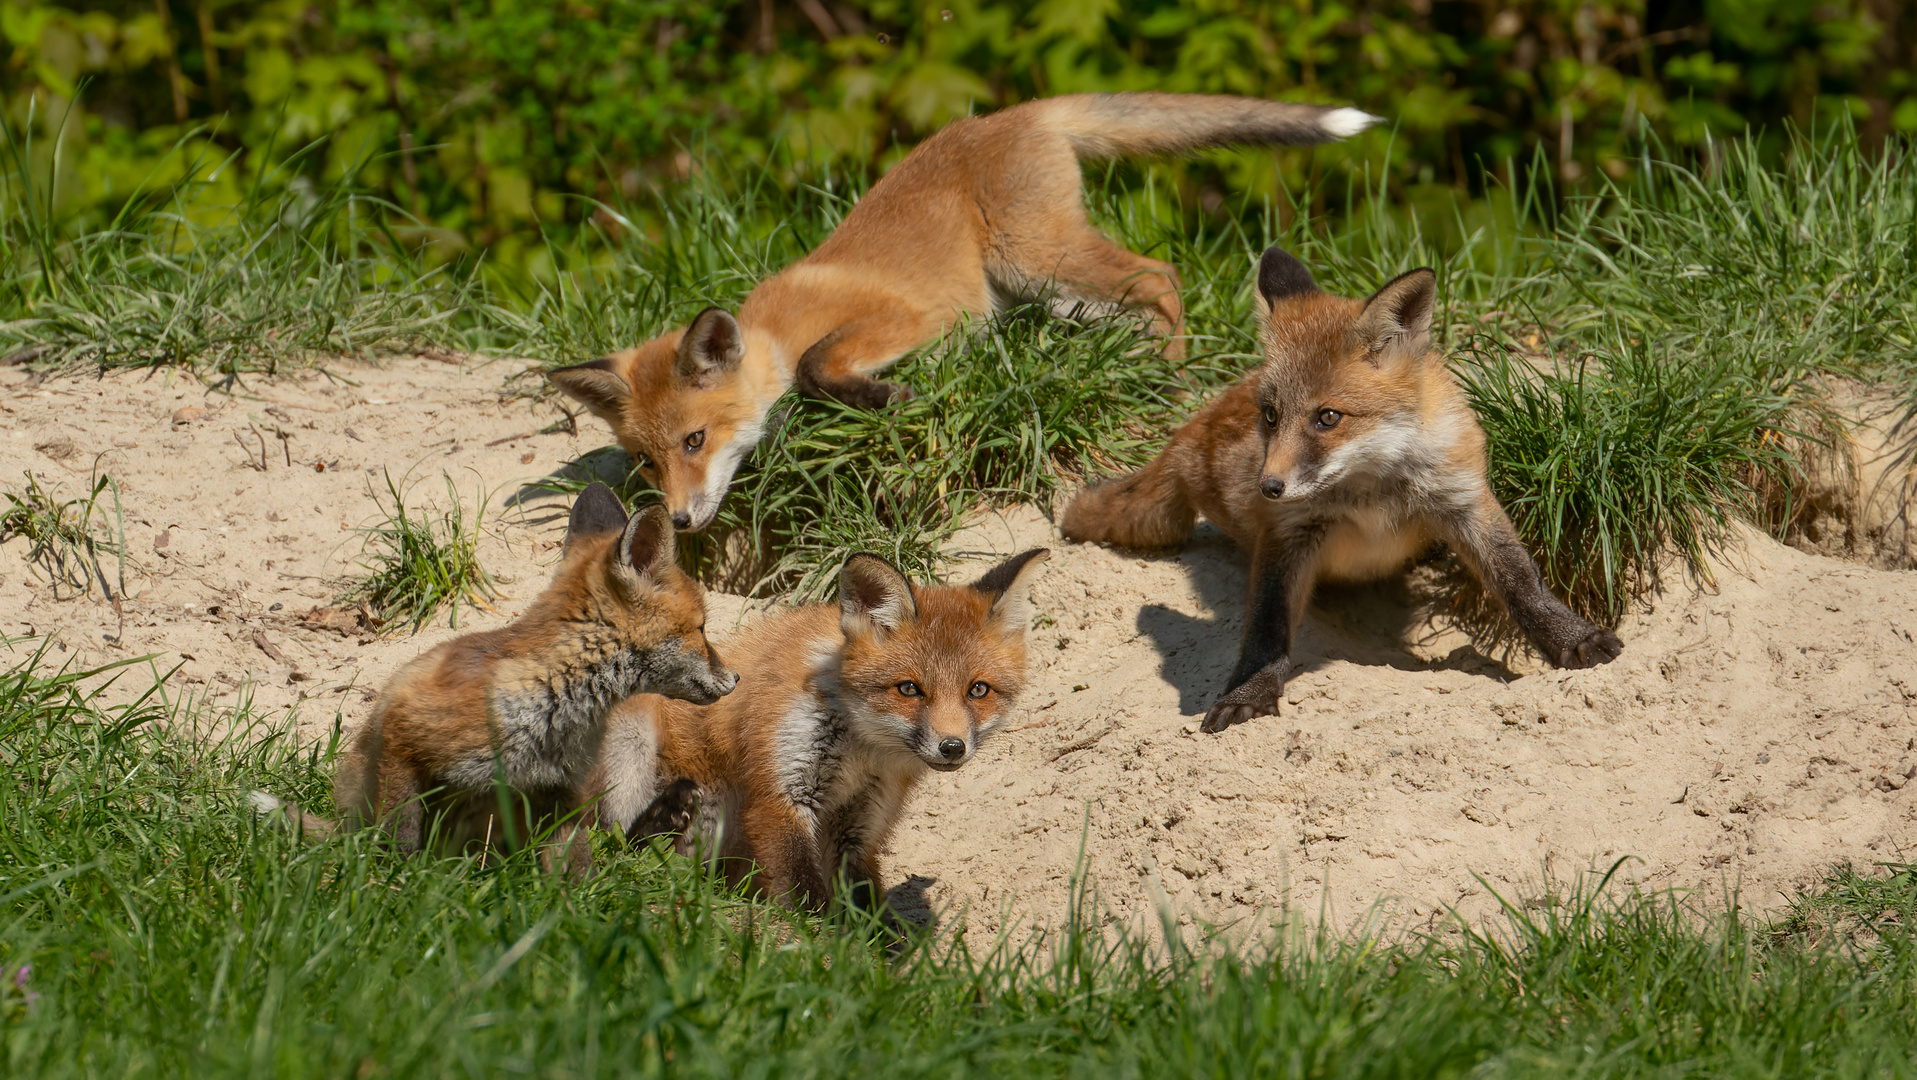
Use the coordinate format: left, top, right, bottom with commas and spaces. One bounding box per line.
2, 0, 1911, 284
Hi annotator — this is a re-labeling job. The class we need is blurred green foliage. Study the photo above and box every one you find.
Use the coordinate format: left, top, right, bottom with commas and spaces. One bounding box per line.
1, 0, 1909, 280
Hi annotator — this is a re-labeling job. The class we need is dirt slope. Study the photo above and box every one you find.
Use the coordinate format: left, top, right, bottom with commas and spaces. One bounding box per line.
3, 358, 1912, 936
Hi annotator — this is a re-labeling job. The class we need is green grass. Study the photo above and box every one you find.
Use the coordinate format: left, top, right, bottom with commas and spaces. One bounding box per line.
0, 469, 129, 603
5, 119, 1914, 615
339, 470, 498, 634
2, 641, 1916, 1077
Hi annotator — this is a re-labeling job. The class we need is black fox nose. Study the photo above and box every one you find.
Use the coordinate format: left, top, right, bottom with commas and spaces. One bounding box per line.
670, 511, 692, 529
937, 737, 967, 761
1259, 475, 1286, 500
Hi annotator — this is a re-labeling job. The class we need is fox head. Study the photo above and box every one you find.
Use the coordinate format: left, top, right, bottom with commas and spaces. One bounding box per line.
1250, 247, 1445, 504
830, 549, 1050, 773
551, 482, 738, 704
548, 309, 762, 533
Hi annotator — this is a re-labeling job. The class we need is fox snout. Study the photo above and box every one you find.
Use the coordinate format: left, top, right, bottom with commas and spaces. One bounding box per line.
923, 732, 972, 771
1259, 474, 1286, 500
649, 641, 740, 705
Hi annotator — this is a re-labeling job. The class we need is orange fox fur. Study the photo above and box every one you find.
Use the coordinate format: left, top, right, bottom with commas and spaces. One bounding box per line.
585, 549, 1050, 913
1062, 247, 1622, 732
250, 483, 737, 872
549, 93, 1379, 531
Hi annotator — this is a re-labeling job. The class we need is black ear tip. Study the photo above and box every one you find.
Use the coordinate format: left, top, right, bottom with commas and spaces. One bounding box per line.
1257, 246, 1318, 304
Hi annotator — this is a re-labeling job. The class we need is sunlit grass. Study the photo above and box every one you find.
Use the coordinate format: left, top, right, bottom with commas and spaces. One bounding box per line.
1, 642, 1915, 1077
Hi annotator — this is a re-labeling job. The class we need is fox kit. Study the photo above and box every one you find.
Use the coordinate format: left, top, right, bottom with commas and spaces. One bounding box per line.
1062, 247, 1622, 732
587, 549, 1049, 913
549, 93, 1379, 531
251, 483, 737, 871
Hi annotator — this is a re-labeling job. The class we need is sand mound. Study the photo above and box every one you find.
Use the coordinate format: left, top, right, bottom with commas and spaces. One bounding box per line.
3, 358, 1912, 934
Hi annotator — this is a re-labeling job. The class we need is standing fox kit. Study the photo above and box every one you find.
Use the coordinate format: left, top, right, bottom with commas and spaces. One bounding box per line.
1062, 247, 1622, 732
253, 483, 736, 869
589, 549, 1049, 913
550, 93, 1379, 531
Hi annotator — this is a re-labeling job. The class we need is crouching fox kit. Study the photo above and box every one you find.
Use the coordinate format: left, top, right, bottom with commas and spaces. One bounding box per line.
587, 549, 1050, 913
251, 483, 737, 871
549, 92, 1379, 532
1062, 247, 1622, 732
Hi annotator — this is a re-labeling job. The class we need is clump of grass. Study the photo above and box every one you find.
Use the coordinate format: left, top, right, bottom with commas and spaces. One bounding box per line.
339, 470, 497, 633
0, 111, 483, 375
4, 641, 1917, 1076
1455, 327, 1804, 623
0, 469, 128, 601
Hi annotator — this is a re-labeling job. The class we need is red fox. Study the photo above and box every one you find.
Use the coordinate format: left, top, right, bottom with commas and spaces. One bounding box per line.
549, 93, 1380, 531
1061, 247, 1622, 732
584, 549, 1050, 913
250, 483, 737, 872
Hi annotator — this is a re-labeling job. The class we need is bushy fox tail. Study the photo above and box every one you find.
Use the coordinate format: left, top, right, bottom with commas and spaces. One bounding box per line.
1033, 92, 1380, 161
1060, 456, 1196, 550
247, 790, 341, 841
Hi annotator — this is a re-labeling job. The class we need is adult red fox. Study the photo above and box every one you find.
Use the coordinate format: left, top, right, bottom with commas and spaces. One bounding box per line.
549, 93, 1379, 531
586, 549, 1049, 913
250, 483, 737, 872
1061, 247, 1622, 732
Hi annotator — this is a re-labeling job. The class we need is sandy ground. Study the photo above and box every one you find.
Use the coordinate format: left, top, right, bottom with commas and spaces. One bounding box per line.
3, 357, 1914, 937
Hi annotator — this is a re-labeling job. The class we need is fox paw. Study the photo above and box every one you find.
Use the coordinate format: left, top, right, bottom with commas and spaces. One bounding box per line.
1555, 627, 1623, 669
628, 778, 701, 842
1201, 669, 1283, 733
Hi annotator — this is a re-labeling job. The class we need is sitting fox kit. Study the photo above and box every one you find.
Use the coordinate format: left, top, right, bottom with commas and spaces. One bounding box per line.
255, 483, 736, 869
549, 92, 1378, 531
1062, 247, 1622, 732
590, 549, 1050, 913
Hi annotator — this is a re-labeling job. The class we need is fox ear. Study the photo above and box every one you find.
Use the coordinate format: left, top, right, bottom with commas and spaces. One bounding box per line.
565, 482, 629, 553
971, 548, 1050, 631
839, 553, 916, 640
1355, 268, 1436, 357
548, 358, 630, 423
619, 504, 678, 580
676, 308, 745, 388
1257, 246, 1319, 310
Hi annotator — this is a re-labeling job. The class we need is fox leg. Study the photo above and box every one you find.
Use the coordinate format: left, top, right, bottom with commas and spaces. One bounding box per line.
1436, 494, 1624, 669
795, 310, 945, 410
742, 801, 831, 913
1205, 527, 1323, 733
1059, 453, 1196, 549
1044, 230, 1186, 358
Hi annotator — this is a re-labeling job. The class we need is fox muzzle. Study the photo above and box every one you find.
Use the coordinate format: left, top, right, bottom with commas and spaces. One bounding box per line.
1258, 474, 1286, 500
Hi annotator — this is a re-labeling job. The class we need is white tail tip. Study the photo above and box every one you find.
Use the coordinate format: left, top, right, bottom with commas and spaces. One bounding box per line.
1321, 108, 1383, 139
247, 791, 286, 816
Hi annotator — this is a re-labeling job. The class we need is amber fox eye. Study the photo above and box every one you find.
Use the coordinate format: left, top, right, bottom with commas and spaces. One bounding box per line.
968, 681, 990, 699
1261, 405, 1278, 428
632, 452, 652, 471
896, 680, 922, 698
684, 430, 705, 451
1315, 408, 1343, 430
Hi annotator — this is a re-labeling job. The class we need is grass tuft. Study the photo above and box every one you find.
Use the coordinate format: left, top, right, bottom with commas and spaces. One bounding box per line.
339, 470, 498, 633
2, 642, 1916, 1075
0, 469, 128, 601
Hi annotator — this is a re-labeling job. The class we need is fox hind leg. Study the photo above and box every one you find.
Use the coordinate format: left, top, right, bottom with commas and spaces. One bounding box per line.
1001, 228, 1185, 359
1060, 455, 1196, 550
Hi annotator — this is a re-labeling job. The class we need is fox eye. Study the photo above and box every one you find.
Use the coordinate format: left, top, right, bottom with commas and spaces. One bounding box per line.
968, 681, 990, 699
633, 453, 652, 471
895, 680, 922, 698
1261, 405, 1278, 428
684, 430, 705, 451
1315, 408, 1343, 430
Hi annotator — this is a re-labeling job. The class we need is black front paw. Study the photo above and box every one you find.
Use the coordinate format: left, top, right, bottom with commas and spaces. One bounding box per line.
1202, 667, 1284, 734
1555, 627, 1623, 669
627, 778, 701, 843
